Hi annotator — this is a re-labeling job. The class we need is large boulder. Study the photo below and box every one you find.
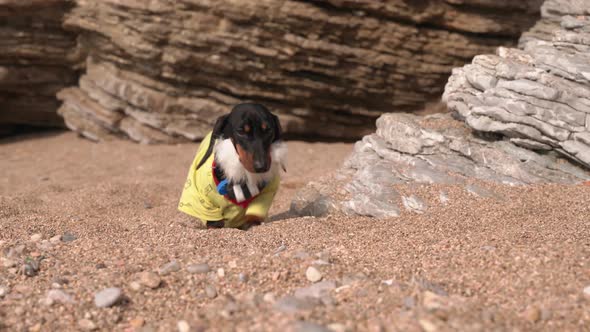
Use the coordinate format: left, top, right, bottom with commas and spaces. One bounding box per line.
444, 1, 590, 168
57, 0, 543, 143
0, 0, 79, 129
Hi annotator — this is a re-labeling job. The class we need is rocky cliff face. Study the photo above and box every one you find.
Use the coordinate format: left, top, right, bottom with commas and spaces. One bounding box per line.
0, 0, 79, 129
291, 0, 590, 219
57, 0, 543, 142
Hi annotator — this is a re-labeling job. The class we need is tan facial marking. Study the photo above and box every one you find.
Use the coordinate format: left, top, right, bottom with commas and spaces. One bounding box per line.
244, 124, 251, 133
236, 144, 256, 173
261, 122, 268, 130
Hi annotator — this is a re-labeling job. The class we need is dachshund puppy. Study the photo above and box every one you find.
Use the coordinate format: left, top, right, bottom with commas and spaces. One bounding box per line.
178, 103, 287, 229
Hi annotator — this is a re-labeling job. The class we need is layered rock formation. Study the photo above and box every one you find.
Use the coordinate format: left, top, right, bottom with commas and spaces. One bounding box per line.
519, 0, 590, 47
444, 2, 590, 168
0, 0, 79, 129
290, 112, 590, 218
291, 0, 590, 219
58, 0, 543, 142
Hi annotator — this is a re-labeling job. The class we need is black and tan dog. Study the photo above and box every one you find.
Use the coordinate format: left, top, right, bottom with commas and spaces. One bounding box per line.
178, 103, 287, 229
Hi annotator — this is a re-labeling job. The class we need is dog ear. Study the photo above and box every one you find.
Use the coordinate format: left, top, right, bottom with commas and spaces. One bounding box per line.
271, 113, 282, 142
212, 114, 230, 139
196, 114, 229, 170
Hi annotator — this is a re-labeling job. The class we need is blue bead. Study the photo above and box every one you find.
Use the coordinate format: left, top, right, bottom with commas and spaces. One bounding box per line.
217, 179, 229, 195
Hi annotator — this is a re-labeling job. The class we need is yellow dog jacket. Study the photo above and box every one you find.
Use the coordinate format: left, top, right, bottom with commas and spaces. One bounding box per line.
178, 132, 280, 228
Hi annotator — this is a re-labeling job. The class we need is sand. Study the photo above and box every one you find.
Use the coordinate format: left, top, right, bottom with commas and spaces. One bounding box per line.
1, 132, 590, 331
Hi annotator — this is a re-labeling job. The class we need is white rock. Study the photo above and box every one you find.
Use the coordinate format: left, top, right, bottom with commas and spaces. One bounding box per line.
78, 319, 98, 331
94, 287, 123, 308
0, 286, 9, 298
129, 281, 142, 291
30, 233, 42, 242
177, 320, 190, 332
217, 268, 225, 278
306, 266, 323, 283
263, 292, 276, 303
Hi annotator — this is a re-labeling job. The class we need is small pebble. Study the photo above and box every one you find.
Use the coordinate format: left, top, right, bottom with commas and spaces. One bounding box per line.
143, 201, 153, 209
418, 319, 438, 332
327, 323, 348, 332
61, 232, 77, 242
78, 319, 98, 331
217, 268, 225, 278
49, 235, 61, 244
29, 323, 42, 332
186, 263, 210, 274
30, 234, 42, 242
263, 292, 276, 303
94, 287, 123, 308
177, 320, 190, 332
205, 284, 217, 299
306, 266, 323, 283
523, 306, 542, 323
129, 317, 145, 328
23, 259, 40, 277
238, 273, 249, 283
129, 281, 142, 291
583, 285, 590, 298
138, 272, 161, 289
0, 286, 8, 298
159, 260, 181, 276
14, 307, 25, 315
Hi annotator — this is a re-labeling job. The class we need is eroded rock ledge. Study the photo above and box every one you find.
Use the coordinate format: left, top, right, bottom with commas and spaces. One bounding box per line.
57, 0, 542, 143
0, 0, 79, 129
444, 2, 590, 168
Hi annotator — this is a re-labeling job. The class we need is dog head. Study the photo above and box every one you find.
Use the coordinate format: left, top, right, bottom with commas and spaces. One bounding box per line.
212, 103, 283, 174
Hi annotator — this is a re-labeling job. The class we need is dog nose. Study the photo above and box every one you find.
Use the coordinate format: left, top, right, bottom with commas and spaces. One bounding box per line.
253, 161, 268, 173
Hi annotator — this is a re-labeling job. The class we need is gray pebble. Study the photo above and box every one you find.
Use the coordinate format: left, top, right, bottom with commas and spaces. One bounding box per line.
205, 284, 217, 299
293, 321, 332, 332
238, 273, 249, 283
159, 260, 181, 276
273, 296, 317, 313
94, 287, 123, 308
23, 259, 40, 277
186, 263, 210, 274
61, 233, 77, 243
295, 281, 336, 300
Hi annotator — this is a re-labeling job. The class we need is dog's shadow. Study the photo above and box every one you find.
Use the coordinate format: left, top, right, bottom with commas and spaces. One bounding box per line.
267, 210, 298, 223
